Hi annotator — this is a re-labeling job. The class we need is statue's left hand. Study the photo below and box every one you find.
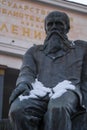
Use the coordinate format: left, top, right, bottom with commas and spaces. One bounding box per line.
51, 80, 75, 99
51, 88, 67, 99
53, 80, 75, 92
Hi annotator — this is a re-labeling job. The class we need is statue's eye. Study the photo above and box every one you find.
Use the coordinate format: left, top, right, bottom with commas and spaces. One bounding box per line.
47, 22, 53, 27
55, 21, 64, 27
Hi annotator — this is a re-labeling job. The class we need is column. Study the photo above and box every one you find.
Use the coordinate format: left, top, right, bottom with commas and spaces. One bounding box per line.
0, 67, 5, 119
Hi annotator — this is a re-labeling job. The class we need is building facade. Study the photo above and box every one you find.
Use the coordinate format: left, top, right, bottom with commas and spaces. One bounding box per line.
0, 0, 87, 119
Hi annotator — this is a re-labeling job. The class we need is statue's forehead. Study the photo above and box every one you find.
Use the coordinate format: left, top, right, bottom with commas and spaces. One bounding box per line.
46, 17, 65, 24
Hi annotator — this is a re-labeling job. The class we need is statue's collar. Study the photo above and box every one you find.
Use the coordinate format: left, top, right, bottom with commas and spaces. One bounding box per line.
39, 41, 76, 59
39, 40, 75, 52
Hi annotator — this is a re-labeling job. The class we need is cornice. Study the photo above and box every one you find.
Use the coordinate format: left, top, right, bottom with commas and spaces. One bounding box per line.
0, 42, 26, 58
33, 0, 87, 14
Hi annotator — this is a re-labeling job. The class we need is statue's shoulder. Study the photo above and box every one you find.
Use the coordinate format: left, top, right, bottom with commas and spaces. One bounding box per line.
74, 40, 87, 48
26, 44, 44, 54
33, 44, 44, 51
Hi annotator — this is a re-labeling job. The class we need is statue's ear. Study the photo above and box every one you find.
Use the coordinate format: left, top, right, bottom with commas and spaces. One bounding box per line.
65, 24, 70, 34
44, 19, 47, 34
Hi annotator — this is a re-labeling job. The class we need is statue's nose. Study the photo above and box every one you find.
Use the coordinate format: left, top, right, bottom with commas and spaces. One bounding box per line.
52, 22, 56, 28
51, 22, 57, 30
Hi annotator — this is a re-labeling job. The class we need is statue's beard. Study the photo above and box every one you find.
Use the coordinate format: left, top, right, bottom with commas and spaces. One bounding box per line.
44, 31, 64, 54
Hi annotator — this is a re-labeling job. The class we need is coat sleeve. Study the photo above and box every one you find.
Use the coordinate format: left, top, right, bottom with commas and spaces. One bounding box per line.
81, 43, 87, 108
16, 46, 37, 90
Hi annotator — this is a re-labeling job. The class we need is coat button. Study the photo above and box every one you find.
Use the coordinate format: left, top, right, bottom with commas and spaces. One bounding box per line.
52, 57, 55, 59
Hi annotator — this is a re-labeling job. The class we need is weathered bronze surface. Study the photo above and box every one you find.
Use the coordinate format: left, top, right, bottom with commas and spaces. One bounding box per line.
9, 11, 87, 130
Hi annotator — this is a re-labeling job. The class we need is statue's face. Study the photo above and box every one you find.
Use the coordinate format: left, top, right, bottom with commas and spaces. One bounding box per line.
44, 12, 71, 53
45, 11, 70, 35
45, 17, 65, 34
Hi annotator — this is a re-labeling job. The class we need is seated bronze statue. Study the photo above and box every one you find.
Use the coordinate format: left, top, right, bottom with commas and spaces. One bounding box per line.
9, 11, 87, 130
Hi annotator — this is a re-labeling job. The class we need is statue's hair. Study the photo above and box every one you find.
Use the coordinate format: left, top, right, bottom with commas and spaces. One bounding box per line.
45, 11, 70, 34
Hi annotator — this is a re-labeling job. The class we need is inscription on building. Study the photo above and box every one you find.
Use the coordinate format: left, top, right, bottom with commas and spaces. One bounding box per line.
0, 0, 51, 44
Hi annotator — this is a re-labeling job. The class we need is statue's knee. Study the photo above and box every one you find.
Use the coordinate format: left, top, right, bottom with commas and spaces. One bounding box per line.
9, 108, 18, 119
9, 105, 41, 126
48, 102, 70, 115
27, 115, 41, 126
9, 105, 23, 120
59, 104, 71, 114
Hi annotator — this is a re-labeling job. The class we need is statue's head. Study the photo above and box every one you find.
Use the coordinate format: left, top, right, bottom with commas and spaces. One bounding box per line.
45, 11, 70, 35
44, 11, 72, 54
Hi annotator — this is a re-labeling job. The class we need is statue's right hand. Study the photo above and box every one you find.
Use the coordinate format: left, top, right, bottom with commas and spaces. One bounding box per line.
9, 83, 29, 105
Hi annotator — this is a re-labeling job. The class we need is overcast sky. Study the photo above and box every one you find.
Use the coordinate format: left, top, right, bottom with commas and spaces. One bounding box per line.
67, 0, 87, 5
